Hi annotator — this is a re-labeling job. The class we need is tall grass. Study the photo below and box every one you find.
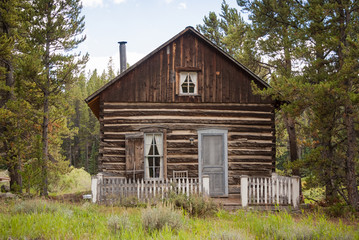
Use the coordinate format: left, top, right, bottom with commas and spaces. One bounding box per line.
0, 199, 358, 239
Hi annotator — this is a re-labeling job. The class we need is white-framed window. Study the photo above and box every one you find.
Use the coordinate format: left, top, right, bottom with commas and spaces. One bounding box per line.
144, 133, 163, 179
179, 72, 197, 95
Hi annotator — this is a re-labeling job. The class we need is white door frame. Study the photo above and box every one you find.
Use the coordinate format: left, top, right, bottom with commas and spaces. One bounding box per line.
198, 129, 228, 197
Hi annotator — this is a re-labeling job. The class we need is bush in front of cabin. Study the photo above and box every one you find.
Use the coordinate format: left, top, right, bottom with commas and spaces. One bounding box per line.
165, 192, 218, 217
141, 206, 184, 233
107, 212, 133, 235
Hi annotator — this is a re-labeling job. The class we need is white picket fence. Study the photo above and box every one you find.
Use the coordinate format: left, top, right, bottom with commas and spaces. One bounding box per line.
92, 174, 209, 204
241, 174, 300, 208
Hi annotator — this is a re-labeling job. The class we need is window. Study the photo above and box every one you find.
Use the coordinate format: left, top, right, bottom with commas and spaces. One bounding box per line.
144, 133, 163, 179
179, 72, 197, 95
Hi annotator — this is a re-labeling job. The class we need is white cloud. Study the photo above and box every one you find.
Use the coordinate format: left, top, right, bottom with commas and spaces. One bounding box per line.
81, 0, 103, 7
164, 0, 174, 4
178, 2, 186, 9
113, 0, 126, 4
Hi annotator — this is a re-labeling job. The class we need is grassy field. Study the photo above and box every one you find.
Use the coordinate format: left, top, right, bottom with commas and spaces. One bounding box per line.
0, 198, 358, 240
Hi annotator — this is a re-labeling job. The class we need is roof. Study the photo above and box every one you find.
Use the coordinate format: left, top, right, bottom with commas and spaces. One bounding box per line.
85, 26, 270, 104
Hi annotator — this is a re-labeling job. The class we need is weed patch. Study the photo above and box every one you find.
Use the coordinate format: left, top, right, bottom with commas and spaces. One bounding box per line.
141, 206, 184, 233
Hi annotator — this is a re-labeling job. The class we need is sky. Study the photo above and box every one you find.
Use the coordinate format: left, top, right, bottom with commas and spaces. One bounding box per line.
78, 0, 240, 74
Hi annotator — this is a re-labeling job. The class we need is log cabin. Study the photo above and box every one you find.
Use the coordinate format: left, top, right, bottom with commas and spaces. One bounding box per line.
85, 26, 276, 199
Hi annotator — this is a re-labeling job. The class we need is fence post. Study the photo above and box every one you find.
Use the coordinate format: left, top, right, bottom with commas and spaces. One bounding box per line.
292, 176, 300, 209
241, 175, 248, 207
96, 173, 104, 203
91, 176, 98, 203
202, 175, 210, 196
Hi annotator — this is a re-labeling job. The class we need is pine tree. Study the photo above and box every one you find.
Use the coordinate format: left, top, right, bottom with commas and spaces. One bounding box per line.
0, 0, 24, 192
237, 0, 305, 177
197, 0, 269, 78
23, 0, 87, 196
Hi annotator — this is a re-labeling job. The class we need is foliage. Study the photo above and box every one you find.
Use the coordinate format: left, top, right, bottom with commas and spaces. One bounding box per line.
141, 206, 184, 233
0, 199, 358, 239
234, 0, 359, 208
165, 192, 218, 217
196, 0, 269, 79
50, 167, 91, 194
107, 212, 133, 235
62, 62, 115, 174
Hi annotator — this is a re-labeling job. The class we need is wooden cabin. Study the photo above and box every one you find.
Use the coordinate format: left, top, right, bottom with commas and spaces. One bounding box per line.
85, 26, 276, 199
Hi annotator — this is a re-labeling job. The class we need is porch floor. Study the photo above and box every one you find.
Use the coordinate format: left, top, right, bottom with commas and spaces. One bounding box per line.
211, 198, 297, 212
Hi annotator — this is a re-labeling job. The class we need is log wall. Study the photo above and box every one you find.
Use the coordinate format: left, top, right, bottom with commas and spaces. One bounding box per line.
99, 102, 275, 196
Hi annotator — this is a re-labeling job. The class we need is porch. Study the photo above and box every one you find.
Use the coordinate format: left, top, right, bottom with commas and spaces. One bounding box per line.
91, 173, 300, 209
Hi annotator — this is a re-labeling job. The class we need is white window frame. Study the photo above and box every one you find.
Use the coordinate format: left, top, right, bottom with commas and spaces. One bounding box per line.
179, 72, 198, 95
144, 133, 164, 179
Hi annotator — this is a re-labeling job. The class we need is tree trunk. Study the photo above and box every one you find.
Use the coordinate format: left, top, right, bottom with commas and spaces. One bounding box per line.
41, 92, 49, 197
41, 18, 51, 197
344, 104, 358, 210
322, 144, 338, 203
283, 113, 299, 176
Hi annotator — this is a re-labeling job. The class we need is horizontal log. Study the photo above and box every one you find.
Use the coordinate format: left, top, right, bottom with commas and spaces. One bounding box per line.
228, 142, 275, 148
167, 164, 198, 171
167, 148, 198, 155
102, 134, 127, 139
103, 115, 272, 122
229, 155, 272, 160
103, 102, 274, 111
100, 141, 125, 148
167, 154, 198, 163
229, 164, 273, 171
228, 158, 274, 163
102, 125, 274, 134
167, 135, 197, 141
103, 109, 273, 119
100, 149, 125, 155
104, 123, 273, 130
100, 156, 126, 163
229, 135, 274, 141
167, 141, 198, 148
228, 176, 241, 185
103, 118, 273, 126
228, 186, 240, 194
102, 163, 126, 171
229, 146, 272, 151
102, 169, 126, 176
228, 150, 273, 156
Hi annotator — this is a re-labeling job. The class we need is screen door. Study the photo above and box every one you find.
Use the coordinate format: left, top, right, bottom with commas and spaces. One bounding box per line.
199, 129, 228, 197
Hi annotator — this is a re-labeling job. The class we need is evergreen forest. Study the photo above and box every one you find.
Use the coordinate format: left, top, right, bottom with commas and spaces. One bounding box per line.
1, 0, 359, 211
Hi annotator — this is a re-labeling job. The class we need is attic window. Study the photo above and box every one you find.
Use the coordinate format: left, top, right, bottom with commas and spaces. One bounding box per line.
179, 72, 197, 95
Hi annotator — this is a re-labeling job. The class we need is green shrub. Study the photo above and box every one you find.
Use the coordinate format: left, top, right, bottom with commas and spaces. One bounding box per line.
112, 196, 148, 208
12, 199, 60, 214
166, 192, 218, 217
325, 203, 356, 218
107, 212, 132, 234
141, 206, 184, 233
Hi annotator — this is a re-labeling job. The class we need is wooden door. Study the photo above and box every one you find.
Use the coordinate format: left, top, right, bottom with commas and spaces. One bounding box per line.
198, 129, 228, 197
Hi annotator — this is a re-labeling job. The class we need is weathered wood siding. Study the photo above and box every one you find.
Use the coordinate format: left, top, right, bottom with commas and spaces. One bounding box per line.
101, 31, 271, 104
94, 29, 276, 197
99, 102, 275, 196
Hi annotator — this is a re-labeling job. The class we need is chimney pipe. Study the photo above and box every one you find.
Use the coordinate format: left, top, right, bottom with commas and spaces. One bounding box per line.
118, 41, 127, 73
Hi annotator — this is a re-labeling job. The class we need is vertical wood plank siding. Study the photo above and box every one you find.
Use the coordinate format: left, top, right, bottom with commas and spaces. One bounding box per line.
101, 31, 271, 104
99, 102, 275, 195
